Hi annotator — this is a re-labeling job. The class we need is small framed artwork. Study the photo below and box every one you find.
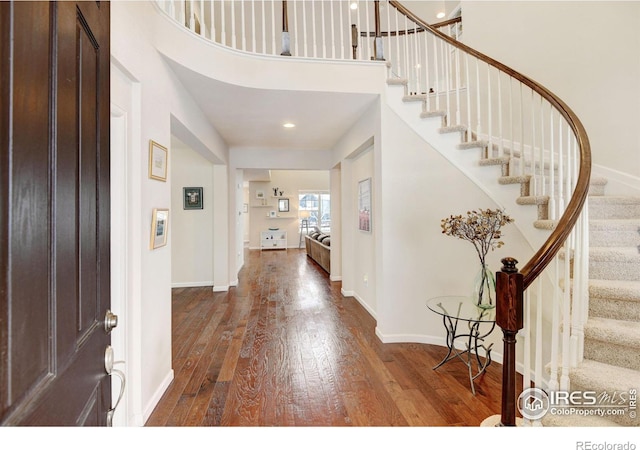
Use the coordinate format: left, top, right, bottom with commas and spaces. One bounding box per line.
358, 177, 372, 232
150, 208, 169, 249
256, 190, 265, 199
148, 140, 168, 181
278, 198, 289, 212
183, 187, 203, 210
269, 210, 277, 218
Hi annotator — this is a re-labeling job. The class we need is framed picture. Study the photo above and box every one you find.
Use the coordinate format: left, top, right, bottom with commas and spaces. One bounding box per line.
256, 190, 265, 199
278, 198, 289, 212
243, 203, 249, 213
358, 177, 372, 232
150, 208, 169, 249
148, 140, 168, 181
183, 187, 203, 210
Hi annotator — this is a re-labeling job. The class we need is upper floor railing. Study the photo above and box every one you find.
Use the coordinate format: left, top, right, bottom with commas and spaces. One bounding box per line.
155, 0, 592, 427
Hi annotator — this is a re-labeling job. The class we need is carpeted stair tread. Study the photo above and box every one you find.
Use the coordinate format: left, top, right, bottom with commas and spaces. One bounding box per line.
570, 360, 639, 397
569, 360, 639, 426
589, 279, 640, 301
588, 247, 640, 281
387, 77, 408, 86
589, 196, 640, 219
590, 219, 640, 247
584, 317, 640, 350
457, 140, 488, 150
534, 219, 556, 230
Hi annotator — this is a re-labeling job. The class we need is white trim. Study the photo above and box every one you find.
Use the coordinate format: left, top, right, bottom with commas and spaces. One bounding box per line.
171, 281, 214, 288
330, 275, 342, 281
213, 285, 230, 292
375, 330, 503, 365
351, 292, 377, 320
142, 369, 174, 424
593, 164, 640, 197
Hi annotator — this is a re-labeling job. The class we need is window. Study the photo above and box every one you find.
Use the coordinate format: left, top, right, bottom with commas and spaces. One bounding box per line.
299, 191, 330, 233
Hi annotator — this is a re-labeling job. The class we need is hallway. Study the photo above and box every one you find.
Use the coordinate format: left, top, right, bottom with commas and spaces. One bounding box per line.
146, 249, 507, 426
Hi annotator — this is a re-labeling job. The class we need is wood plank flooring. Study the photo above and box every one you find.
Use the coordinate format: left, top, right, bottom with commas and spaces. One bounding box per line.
146, 248, 517, 426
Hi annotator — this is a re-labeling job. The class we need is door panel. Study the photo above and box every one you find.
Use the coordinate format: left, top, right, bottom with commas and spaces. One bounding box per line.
0, 1, 111, 425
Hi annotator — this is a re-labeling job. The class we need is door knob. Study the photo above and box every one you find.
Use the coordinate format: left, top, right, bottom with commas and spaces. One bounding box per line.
104, 310, 118, 334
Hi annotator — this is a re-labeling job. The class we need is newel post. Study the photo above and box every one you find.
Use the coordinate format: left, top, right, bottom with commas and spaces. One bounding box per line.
280, 1, 291, 56
373, 0, 385, 60
351, 24, 358, 59
495, 257, 524, 426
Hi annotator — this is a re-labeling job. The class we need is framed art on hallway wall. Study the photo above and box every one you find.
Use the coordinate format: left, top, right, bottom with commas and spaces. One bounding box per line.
150, 208, 169, 249
358, 177, 371, 232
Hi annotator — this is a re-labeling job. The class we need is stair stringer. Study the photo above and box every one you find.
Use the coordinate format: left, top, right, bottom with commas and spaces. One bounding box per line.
385, 83, 552, 256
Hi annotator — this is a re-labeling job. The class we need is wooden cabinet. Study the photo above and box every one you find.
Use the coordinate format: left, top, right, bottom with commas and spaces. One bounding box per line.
260, 230, 287, 250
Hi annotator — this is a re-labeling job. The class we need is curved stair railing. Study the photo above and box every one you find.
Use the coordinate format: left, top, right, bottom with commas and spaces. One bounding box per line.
155, 0, 592, 427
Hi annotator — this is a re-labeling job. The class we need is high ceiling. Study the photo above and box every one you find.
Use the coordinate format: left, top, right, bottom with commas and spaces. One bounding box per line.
165, 58, 378, 151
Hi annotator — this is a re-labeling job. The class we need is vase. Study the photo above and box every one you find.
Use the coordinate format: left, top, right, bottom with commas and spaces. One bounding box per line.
473, 263, 496, 309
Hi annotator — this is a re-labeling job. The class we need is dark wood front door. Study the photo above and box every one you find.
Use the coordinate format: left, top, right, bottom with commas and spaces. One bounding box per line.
1, 1, 112, 425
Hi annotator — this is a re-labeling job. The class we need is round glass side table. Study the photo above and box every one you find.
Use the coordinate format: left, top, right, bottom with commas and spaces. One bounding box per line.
427, 295, 497, 395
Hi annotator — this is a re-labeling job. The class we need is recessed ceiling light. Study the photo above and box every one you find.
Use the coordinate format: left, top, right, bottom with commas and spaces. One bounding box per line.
350, 2, 358, 10
283, 122, 295, 128
437, 12, 446, 19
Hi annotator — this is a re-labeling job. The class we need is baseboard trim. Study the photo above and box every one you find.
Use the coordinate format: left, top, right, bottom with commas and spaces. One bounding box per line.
212, 285, 229, 292
330, 275, 342, 282
142, 369, 174, 424
593, 164, 640, 196
171, 281, 214, 288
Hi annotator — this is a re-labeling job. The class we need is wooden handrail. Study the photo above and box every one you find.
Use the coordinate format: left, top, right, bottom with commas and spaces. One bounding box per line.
388, 0, 591, 426
359, 16, 461, 38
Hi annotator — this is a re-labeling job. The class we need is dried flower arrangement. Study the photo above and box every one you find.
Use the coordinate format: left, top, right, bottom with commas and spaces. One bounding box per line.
441, 208, 514, 307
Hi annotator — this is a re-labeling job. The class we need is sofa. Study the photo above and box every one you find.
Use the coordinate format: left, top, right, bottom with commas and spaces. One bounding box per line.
304, 229, 330, 273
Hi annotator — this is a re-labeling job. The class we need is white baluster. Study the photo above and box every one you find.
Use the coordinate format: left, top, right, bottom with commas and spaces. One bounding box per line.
523, 288, 532, 425
365, 0, 371, 61
189, 0, 196, 31
465, 53, 471, 140
425, 33, 432, 111
251, 0, 256, 53
221, 0, 226, 46
548, 258, 561, 392
444, 41, 451, 124
320, 0, 326, 58
549, 108, 556, 220
557, 118, 565, 214
454, 39, 461, 125
394, 4, 400, 77
231, 0, 236, 49
330, 1, 335, 59
531, 91, 537, 195
241, 0, 246, 51
311, 0, 317, 58
302, 0, 307, 57
475, 59, 481, 138
539, 97, 546, 197
560, 236, 573, 391
413, 22, 420, 95
339, 0, 345, 59
534, 278, 543, 426
210, 0, 216, 43
487, 64, 492, 157
271, 0, 276, 55
293, 0, 299, 56
199, 0, 205, 36
497, 71, 503, 158
261, 0, 266, 53
519, 84, 525, 176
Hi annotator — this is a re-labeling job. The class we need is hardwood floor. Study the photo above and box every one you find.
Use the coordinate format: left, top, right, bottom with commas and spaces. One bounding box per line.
146, 248, 514, 427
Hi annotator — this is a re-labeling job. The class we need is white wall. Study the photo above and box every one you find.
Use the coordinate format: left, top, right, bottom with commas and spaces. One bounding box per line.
170, 138, 215, 287
461, 1, 640, 182
111, 1, 229, 422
